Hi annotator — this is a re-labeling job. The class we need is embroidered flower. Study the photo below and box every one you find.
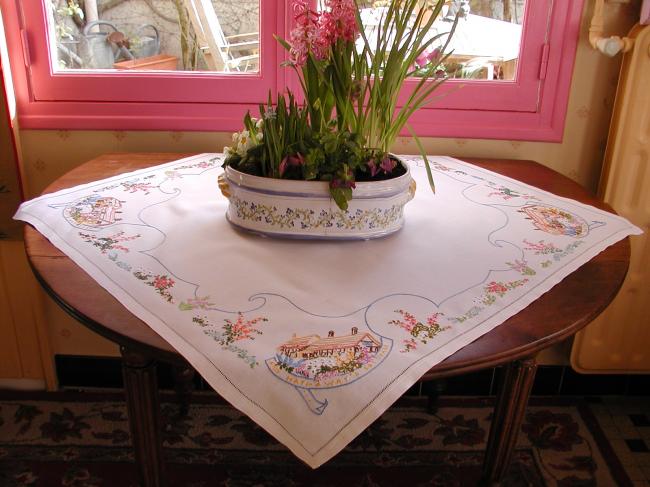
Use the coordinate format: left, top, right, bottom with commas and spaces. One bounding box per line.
153, 275, 175, 291
485, 281, 509, 295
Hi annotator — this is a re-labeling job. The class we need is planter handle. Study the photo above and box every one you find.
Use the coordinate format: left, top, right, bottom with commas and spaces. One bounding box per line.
218, 174, 231, 199
408, 179, 416, 202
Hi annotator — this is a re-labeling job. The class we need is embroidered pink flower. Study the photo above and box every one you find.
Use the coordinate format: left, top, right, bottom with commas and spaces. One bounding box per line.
279, 152, 305, 176
485, 281, 508, 295
427, 313, 443, 326
391, 309, 450, 353
402, 338, 418, 353
222, 313, 267, 344
153, 275, 175, 290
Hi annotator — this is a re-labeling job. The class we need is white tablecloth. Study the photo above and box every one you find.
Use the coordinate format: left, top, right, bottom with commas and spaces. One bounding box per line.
14, 154, 642, 468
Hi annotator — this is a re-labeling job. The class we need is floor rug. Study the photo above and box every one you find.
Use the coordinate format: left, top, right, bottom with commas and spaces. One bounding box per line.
0, 392, 632, 486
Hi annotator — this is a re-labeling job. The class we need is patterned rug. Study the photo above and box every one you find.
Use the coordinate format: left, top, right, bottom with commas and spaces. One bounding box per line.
0, 392, 632, 487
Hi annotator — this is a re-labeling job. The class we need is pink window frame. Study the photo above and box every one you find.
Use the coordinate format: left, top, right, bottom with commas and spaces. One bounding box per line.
1, 0, 583, 141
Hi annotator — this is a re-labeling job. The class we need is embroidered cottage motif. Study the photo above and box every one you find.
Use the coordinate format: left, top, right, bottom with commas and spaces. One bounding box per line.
519, 205, 588, 237
267, 327, 390, 414
61, 196, 123, 229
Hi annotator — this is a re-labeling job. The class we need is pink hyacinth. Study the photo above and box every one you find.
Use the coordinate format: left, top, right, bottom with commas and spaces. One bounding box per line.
416, 48, 441, 68
318, 0, 359, 48
289, 0, 325, 66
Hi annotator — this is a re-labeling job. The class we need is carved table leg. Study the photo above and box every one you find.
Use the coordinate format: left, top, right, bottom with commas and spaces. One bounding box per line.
426, 379, 447, 415
481, 356, 537, 486
121, 346, 166, 487
172, 364, 195, 418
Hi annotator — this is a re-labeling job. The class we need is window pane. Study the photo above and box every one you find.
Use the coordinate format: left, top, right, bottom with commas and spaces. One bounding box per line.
445, 0, 524, 80
349, 0, 524, 81
49, 0, 259, 73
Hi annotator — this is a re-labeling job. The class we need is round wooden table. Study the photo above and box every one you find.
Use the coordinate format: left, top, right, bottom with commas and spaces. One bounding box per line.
24, 153, 631, 487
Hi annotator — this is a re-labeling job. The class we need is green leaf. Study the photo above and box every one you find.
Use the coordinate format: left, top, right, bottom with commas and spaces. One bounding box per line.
330, 187, 351, 211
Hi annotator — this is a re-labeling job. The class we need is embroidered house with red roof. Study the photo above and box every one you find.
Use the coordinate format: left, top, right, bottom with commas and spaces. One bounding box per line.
279, 328, 381, 359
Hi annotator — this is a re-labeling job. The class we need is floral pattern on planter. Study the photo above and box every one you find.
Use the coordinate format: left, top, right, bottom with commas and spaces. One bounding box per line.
231, 196, 405, 231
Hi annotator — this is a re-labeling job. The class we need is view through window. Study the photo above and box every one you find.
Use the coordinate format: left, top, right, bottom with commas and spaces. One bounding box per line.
49, 0, 260, 72
319, 0, 525, 81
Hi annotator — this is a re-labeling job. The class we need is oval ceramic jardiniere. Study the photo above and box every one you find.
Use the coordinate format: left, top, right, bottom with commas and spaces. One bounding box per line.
219, 161, 416, 240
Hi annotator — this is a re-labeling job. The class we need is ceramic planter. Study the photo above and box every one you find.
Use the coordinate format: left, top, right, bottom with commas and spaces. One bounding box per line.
218, 161, 416, 240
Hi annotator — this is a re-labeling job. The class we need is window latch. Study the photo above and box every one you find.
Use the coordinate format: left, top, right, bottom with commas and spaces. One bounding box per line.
538, 43, 550, 80
20, 29, 31, 68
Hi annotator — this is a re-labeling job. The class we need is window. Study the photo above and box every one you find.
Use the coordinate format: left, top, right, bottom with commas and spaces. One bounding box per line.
0, 0, 583, 140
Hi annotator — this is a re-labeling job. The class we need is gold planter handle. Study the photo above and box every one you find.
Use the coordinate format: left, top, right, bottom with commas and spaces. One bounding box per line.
218, 173, 231, 199
408, 179, 417, 202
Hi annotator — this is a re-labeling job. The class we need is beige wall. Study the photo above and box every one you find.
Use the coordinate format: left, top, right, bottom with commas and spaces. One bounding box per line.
14, 0, 642, 361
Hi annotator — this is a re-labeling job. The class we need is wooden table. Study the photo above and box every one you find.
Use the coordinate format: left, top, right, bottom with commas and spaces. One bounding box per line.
24, 153, 631, 487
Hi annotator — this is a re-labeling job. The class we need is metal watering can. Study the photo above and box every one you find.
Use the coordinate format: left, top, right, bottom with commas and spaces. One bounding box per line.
129, 24, 161, 59
82, 21, 160, 68
82, 21, 122, 68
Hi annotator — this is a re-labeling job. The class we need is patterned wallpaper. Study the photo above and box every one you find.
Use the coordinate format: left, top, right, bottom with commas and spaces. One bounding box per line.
0, 71, 21, 241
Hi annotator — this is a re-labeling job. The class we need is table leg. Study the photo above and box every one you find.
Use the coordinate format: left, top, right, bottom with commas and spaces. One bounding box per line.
481, 356, 537, 486
121, 346, 166, 487
172, 364, 195, 418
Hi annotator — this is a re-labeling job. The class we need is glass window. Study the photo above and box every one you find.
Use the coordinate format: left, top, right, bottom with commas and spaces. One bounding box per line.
49, 0, 260, 73
1, 0, 584, 140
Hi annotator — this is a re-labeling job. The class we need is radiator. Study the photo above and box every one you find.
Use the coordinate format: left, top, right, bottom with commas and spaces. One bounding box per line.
571, 22, 650, 373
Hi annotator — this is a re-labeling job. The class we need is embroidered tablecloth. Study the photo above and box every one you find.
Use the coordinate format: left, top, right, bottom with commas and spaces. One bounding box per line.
14, 154, 642, 468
